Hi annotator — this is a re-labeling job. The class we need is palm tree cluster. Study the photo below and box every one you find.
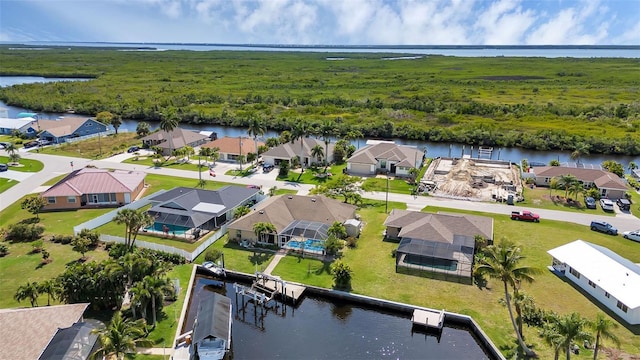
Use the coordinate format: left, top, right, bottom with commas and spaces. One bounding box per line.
4, 142, 21, 165
14, 249, 175, 321
91, 311, 152, 360
553, 174, 585, 202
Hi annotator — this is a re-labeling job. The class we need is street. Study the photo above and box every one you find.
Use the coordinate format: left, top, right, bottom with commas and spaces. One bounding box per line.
2, 149, 640, 233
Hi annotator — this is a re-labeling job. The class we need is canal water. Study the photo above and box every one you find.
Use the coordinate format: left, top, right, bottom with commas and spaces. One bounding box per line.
188, 276, 492, 360
2, 76, 639, 167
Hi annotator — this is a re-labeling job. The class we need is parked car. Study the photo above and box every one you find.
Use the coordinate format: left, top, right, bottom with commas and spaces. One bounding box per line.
599, 199, 615, 212
584, 197, 597, 209
262, 164, 274, 173
590, 220, 618, 235
38, 139, 51, 146
616, 198, 631, 211
0, 164, 8, 172
24, 140, 39, 148
510, 210, 540, 222
622, 230, 640, 242
127, 146, 140, 153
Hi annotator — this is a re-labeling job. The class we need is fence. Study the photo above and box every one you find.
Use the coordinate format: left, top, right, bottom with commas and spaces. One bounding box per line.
99, 223, 229, 262
62, 129, 122, 144
73, 189, 167, 235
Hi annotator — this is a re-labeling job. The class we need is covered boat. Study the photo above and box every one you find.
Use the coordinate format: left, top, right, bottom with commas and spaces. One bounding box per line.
191, 293, 232, 360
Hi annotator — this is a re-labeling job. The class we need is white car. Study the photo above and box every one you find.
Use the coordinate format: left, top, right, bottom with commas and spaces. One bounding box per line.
600, 199, 615, 212
622, 230, 640, 242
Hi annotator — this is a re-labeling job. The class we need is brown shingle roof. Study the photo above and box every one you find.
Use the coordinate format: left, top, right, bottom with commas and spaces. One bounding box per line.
533, 166, 627, 190
42, 167, 146, 197
384, 209, 493, 243
202, 136, 264, 155
229, 195, 356, 232
262, 138, 332, 159
0, 303, 89, 360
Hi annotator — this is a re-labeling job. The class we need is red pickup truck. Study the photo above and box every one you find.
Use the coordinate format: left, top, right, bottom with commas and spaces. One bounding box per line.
511, 210, 540, 222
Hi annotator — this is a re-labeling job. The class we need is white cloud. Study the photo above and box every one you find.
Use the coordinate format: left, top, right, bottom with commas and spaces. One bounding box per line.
474, 0, 536, 44
526, 0, 609, 45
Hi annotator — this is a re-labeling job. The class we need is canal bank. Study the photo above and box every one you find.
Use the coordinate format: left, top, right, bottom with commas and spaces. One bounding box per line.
174, 266, 504, 360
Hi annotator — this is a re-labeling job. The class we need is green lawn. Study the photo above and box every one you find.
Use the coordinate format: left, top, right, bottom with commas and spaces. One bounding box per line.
0, 178, 18, 193
0, 156, 44, 172
0, 241, 109, 308
193, 234, 274, 275
361, 176, 416, 195
272, 188, 298, 196
520, 187, 617, 216
146, 264, 193, 347
38, 133, 139, 159
277, 164, 347, 185
225, 165, 258, 177
43, 174, 68, 185
123, 156, 206, 173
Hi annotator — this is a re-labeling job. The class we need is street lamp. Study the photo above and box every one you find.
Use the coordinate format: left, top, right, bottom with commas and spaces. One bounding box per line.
385, 176, 390, 213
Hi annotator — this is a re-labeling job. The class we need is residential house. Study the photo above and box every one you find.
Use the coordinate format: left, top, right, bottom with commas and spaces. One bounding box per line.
37, 117, 108, 144
0, 117, 36, 136
228, 194, 357, 247
529, 166, 628, 199
346, 141, 424, 177
201, 136, 264, 163
41, 168, 146, 210
0, 303, 97, 360
384, 210, 493, 281
261, 138, 334, 167
548, 240, 640, 325
141, 128, 209, 156
631, 168, 640, 182
146, 186, 261, 236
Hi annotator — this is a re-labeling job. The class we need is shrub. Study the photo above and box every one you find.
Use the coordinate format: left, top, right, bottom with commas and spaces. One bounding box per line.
391, 248, 397, 258
5, 223, 45, 242
0, 244, 9, 257
279, 161, 290, 177
204, 249, 223, 263
51, 234, 74, 244
108, 243, 129, 258
345, 236, 358, 248
77, 228, 100, 247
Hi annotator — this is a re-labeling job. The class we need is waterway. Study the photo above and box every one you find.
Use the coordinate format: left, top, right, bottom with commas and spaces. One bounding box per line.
188, 276, 492, 360
6, 42, 640, 58
2, 76, 639, 168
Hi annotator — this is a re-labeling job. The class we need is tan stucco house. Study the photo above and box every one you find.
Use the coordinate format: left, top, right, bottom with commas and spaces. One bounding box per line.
529, 166, 628, 199
346, 141, 424, 177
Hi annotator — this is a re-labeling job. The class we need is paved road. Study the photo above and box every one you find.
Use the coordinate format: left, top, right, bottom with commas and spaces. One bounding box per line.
2, 149, 640, 233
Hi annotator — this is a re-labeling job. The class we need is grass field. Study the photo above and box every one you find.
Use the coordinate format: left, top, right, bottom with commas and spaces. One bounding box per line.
361, 176, 416, 195
277, 164, 347, 185
38, 132, 140, 159
0, 156, 44, 172
0, 178, 18, 193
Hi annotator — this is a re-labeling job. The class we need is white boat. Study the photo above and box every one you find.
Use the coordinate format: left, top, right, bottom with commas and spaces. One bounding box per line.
201, 261, 226, 278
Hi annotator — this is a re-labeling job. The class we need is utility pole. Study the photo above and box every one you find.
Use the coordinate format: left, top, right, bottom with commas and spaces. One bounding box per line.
385, 176, 389, 213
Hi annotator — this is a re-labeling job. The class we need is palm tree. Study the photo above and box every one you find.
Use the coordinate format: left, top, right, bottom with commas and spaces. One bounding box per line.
4, 142, 17, 156
14, 281, 40, 307
474, 240, 538, 357
628, 161, 637, 173
290, 121, 311, 181
9, 152, 21, 164
253, 222, 276, 244
91, 311, 151, 360
570, 142, 590, 166
557, 174, 579, 199
592, 313, 619, 360
555, 312, 592, 360
540, 315, 564, 360
129, 281, 151, 321
142, 275, 173, 326
234, 206, 251, 219
38, 279, 60, 306
319, 119, 336, 170
247, 116, 267, 166
311, 144, 324, 165
159, 110, 180, 160
114, 209, 154, 252
567, 182, 584, 202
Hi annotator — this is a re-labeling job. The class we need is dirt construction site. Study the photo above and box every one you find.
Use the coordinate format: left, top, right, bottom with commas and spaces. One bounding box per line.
419, 157, 524, 202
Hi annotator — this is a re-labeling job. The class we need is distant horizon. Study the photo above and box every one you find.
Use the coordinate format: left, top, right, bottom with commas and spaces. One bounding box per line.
4, 41, 640, 49
1, 1, 638, 45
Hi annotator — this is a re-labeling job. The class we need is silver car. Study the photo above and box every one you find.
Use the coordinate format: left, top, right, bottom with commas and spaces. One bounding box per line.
600, 199, 614, 212
622, 230, 640, 242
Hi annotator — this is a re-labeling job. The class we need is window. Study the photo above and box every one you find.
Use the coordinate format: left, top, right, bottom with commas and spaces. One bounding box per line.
588, 280, 596, 288
544, 177, 550, 183
605, 292, 610, 298
47, 197, 56, 204
617, 301, 628, 313
569, 267, 580, 279
67, 196, 76, 203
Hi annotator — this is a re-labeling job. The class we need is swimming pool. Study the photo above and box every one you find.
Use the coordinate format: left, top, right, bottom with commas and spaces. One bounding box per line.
285, 239, 325, 253
146, 223, 189, 235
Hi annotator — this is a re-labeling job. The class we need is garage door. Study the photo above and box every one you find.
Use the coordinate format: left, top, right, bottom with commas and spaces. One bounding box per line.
348, 163, 373, 175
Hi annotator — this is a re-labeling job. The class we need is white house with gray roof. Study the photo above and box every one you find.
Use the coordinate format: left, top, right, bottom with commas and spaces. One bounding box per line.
0, 117, 36, 136
548, 240, 640, 325
346, 142, 424, 177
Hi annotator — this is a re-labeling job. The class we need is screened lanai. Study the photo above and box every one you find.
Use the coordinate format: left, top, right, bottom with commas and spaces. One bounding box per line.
279, 220, 330, 243
395, 234, 475, 283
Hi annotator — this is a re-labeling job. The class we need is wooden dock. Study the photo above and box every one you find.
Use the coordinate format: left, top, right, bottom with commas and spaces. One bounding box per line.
255, 279, 306, 304
411, 309, 445, 330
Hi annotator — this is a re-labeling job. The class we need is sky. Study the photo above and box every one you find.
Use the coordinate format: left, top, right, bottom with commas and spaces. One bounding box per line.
1, 0, 639, 45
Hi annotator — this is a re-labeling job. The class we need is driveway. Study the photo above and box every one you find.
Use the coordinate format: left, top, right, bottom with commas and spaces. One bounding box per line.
0, 169, 34, 182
